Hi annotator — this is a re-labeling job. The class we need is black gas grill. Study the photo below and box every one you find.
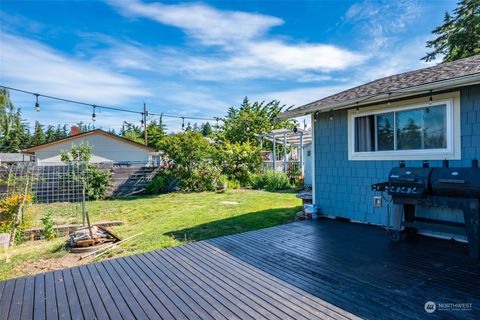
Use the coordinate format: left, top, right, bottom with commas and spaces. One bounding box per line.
372, 160, 480, 258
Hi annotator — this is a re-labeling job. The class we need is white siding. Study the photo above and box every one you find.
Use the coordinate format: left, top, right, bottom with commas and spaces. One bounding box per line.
34, 134, 151, 164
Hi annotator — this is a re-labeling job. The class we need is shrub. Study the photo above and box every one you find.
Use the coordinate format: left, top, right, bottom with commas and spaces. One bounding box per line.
41, 210, 56, 240
227, 179, 241, 189
249, 170, 292, 191
146, 170, 180, 194
216, 142, 262, 186
181, 162, 221, 192
160, 132, 213, 175
248, 173, 264, 189
86, 165, 112, 200
0, 193, 33, 243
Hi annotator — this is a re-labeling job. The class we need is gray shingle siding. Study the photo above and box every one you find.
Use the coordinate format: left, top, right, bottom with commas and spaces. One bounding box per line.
314, 84, 480, 231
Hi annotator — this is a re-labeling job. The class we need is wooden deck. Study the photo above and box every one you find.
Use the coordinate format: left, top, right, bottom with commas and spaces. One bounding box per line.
1, 218, 480, 319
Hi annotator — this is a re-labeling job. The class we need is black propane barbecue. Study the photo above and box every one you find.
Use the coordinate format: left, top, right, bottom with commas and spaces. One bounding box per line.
372, 159, 480, 258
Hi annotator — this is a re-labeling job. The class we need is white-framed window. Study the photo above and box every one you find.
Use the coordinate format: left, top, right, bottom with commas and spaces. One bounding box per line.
348, 97, 461, 160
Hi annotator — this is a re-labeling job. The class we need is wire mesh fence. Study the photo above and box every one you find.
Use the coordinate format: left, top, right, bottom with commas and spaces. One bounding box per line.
0, 162, 89, 235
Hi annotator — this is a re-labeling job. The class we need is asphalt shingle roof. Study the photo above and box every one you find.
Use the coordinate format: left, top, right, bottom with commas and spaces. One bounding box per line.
291, 55, 480, 113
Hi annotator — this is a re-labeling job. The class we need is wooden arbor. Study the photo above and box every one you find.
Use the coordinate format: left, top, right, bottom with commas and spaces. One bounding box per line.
257, 128, 312, 176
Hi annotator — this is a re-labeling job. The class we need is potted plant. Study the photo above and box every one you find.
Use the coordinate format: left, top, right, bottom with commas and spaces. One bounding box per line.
217, 175, 228, 193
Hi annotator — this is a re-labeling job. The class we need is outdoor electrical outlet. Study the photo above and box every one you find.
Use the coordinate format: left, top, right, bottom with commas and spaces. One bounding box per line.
373, 196, 382, 208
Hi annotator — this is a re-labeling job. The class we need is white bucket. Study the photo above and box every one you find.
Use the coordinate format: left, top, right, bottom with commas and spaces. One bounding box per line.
304, 204, 318, 219
0, 233, 10, 248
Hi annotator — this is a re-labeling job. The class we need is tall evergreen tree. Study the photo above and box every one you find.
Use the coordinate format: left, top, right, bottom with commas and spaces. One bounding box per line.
0, 88, 31, 152
33, 121, 46, 146
422, 0, 480, 62
201, 122, 213, 137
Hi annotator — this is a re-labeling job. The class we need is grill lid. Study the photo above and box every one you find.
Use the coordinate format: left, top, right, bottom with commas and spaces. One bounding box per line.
430, 167, 480, 198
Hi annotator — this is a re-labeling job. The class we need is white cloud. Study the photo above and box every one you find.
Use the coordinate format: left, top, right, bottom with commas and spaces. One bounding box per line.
0, 32, 150, 105
107, 0, 367, 82
107, 0, 283, 46
344, 0, 422, 49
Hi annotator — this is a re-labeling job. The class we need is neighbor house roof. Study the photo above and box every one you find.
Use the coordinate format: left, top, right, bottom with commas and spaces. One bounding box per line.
280, 55, 480, 118
23, 129, 156, 153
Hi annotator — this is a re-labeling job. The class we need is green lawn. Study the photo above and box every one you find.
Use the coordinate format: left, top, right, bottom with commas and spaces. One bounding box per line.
0, 189, 301, 280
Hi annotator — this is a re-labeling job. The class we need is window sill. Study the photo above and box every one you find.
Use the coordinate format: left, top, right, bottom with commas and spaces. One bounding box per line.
349, 150, 461, 161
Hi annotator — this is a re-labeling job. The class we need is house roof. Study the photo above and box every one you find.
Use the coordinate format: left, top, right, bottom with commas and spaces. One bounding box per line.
23, 129, 156, 153
280, 55, 480, 118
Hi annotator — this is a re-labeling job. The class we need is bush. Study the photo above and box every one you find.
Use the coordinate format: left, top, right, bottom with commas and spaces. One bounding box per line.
181, 162, 221, 192
146, 170, 179, 194
146, 172, 170, 194
227, 179, 241, 189
41, 210, 56, 240
0, 193, 33, 243
86, 165, 112, 200
249, 170, 292, 191
216, 142, 262, 186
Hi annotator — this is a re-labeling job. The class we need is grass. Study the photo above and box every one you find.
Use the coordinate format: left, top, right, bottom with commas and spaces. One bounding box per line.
0, 189, 301, 280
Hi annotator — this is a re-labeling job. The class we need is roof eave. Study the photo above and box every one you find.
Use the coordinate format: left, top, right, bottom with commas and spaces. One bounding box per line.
278, 73, 480, 119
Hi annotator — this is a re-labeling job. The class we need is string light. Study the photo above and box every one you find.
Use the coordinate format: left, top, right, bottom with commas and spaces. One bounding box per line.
34, 94, 40, 112
428, 90, 433, 106
293, 126, 298, 134
314, 111, 319, 122
91, 106, 96, 122
140, 113, 144, 125
387, 93, 391, 106
355, 102, 359, 114
181, 117, 185, 130
329, 109, 334, 121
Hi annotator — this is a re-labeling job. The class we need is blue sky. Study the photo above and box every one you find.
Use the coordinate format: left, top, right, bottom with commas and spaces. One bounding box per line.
0, 0, 455, 132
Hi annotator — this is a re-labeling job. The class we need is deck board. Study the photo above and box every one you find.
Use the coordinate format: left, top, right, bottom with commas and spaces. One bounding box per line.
1, 218, 480, 319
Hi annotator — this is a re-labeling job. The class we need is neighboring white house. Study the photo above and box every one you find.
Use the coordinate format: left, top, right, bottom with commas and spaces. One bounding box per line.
23, 128, 159, 165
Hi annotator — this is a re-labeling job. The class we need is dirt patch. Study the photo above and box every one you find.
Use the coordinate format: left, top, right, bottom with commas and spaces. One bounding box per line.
14, 253, 93, 276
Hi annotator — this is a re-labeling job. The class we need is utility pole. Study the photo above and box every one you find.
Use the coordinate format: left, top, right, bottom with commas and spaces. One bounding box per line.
143, 102, 148, 146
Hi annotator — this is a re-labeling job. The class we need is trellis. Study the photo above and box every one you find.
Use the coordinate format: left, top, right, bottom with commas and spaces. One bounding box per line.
1, 162, 89, 244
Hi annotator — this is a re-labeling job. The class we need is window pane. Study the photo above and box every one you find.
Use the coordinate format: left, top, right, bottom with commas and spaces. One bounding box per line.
396, 105, 447, 150
424, 105, 446, 149
376, 112, 394, 151
396, 109, 423, 150
355, 115, 375, 152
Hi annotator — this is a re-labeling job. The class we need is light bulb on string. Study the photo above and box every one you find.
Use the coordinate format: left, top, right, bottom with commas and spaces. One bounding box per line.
428, 90, 433, 106
35, 94, 40, 112
329, 109, 334, 121
355, 102, 359, 114
181, 117, 185, 130
387, 93, 391, 106
91, 106, 96, 122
